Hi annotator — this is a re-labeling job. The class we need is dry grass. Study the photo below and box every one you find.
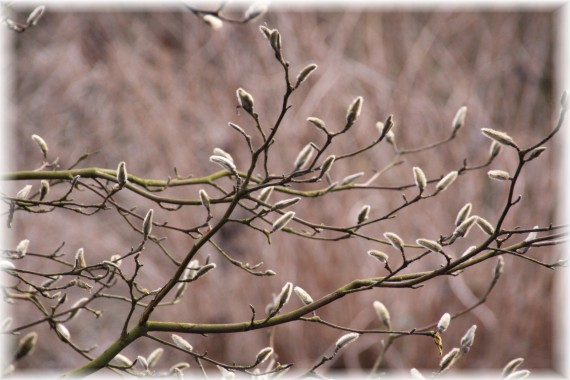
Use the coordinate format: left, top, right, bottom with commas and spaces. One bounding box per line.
5, 4, 561, 374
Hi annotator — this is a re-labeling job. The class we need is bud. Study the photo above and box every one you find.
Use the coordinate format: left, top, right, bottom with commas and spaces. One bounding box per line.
275, 282, 293, 311
259, 25, 272, 39
459, 325, 477, 353
346, 96, 363, 126
340, 172, 364, 186
0, 261, 15, 270
293, 286, 314, 305
16, 239, 30, 258
16, 185, 33, 199
269, 29, 282, 57
39, 180, 50, 200
502, 358, 525, 378
172, 334, 193, 352
367, 250, 389, 264
461, 245, 477, 258
489, 141, 502, 160
378, 115, 395, 138
236, 88, 254, 114
26, 5, 46, 26
439, 347, 460, 372
55, 323, 71, 341
199, 189, 210, 212
245, 1, 268, 20
202, 14, 223, 29
69, 297, 88, 320
258, 186, 274, 203
147, 348, 164, 368
488, 170, 510, 181
212, 148, 234, 163
437, 312, 451, 333
295, 64, 318, 87
169, 362, 190, 373
5, 19, 25, 33
271, 211, 295, 232
455, 203, 472, 227
384, 232, 404, 253
481, 128, 519, 149
416, 238, 443, 252
435, 171, 458, 192
476, 216, 495, 235
335, 332, 359, 351
320, 155, 335, 176
255, 347, 273, 364
451, 106, 467, 137
272, 197, 301, 210
526, 146, 546, 161
114, 354, 133, 367
373, 301, 391, 329
519, 226, 538, 254
137, 355, 149, 371
15, 332, 38, 360
357, 205, 370, 224
413, 166, 427, 192
217, 365, 235, 379
193, 263, 216, 281
31, 134, 48, 159
110, 254, 122, 267
116, 161, 128, 187
293, 144, 315, 172
493, 256, 504, 280
210, 155, 237, 174
228, 122, 246, 135
75, 248, 86, 269
307, 117, 327, 132
504, 370, 531, 380
453, 215, 478, 238
410, 368, 426, 380
143, 209, 154, 238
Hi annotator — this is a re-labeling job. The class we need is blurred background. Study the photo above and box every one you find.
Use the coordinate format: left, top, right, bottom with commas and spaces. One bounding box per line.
3, 2, 564, 376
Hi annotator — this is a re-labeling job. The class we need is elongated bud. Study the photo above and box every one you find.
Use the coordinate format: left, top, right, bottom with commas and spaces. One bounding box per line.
6, 19, 26, 33
31, 134, 48, 159
147, 348, 164, 368
0, 261, 15, 270
15, 332, 38, 360
295, 64, 318, 87
16, 185, 33, 199
199, 189, 210, 212
26, 5, 46, 26
373, 301, 391, 329
255, 347, 273, 364
116, 161, 128, 187
526, 146, 546, 161
453, 215, 478, 238
275, 282, 293, 311
75, 248, 86, 269
437, 312, 451, 333
307, 117, 327, 132
436, 171, 458, 192
439, 347, 461, 372
114, 354, 133, 367
202, 14, 223, 29
455, 203, 472, 227
460, 325, 477, 353
488, 170, 510, 181
293, 144, 314, 172
193, 263, 216, 281
210, 155, 237, 175
269, 29, 282, 57
228, 122, 246, 136
137, 355, 149, 371
416, 238, 442, 252
16, 239, 30, 258
476, 216, 495, 235
169, 362, 190, 373
340, 172, 364, 186
519, 226, 538, 254
271, 211, 295, 232
451, 106, 467, 138
357, 205, 370, 224
410, 368, 426, 380
259, 25, 272, 39
502, 358, 525, 378
504, 370, 531, 380
55, 323, 70, 341
384, 232, 404, 253
258, 186, 274, 203
39, 180, 50, 200
293, 286, 314, 305
236, 88, 254, 114
143, 209, 153, 238
245, 1, 268, 19
378, 115, 395, 138
172, 334, 193, 352
69, 297, 88, 320
367, 250, 388, 264
413, 166, 427, 192
272, 197, 301, 210
461, 246, 477, 258
335, 333, 359, 351
481, 128, 519, 149
493, 256, 504, 280
317, 157, 335, 180
346, 96, 363, 126
213, 148, 234, 163
489, 141, 502, 159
